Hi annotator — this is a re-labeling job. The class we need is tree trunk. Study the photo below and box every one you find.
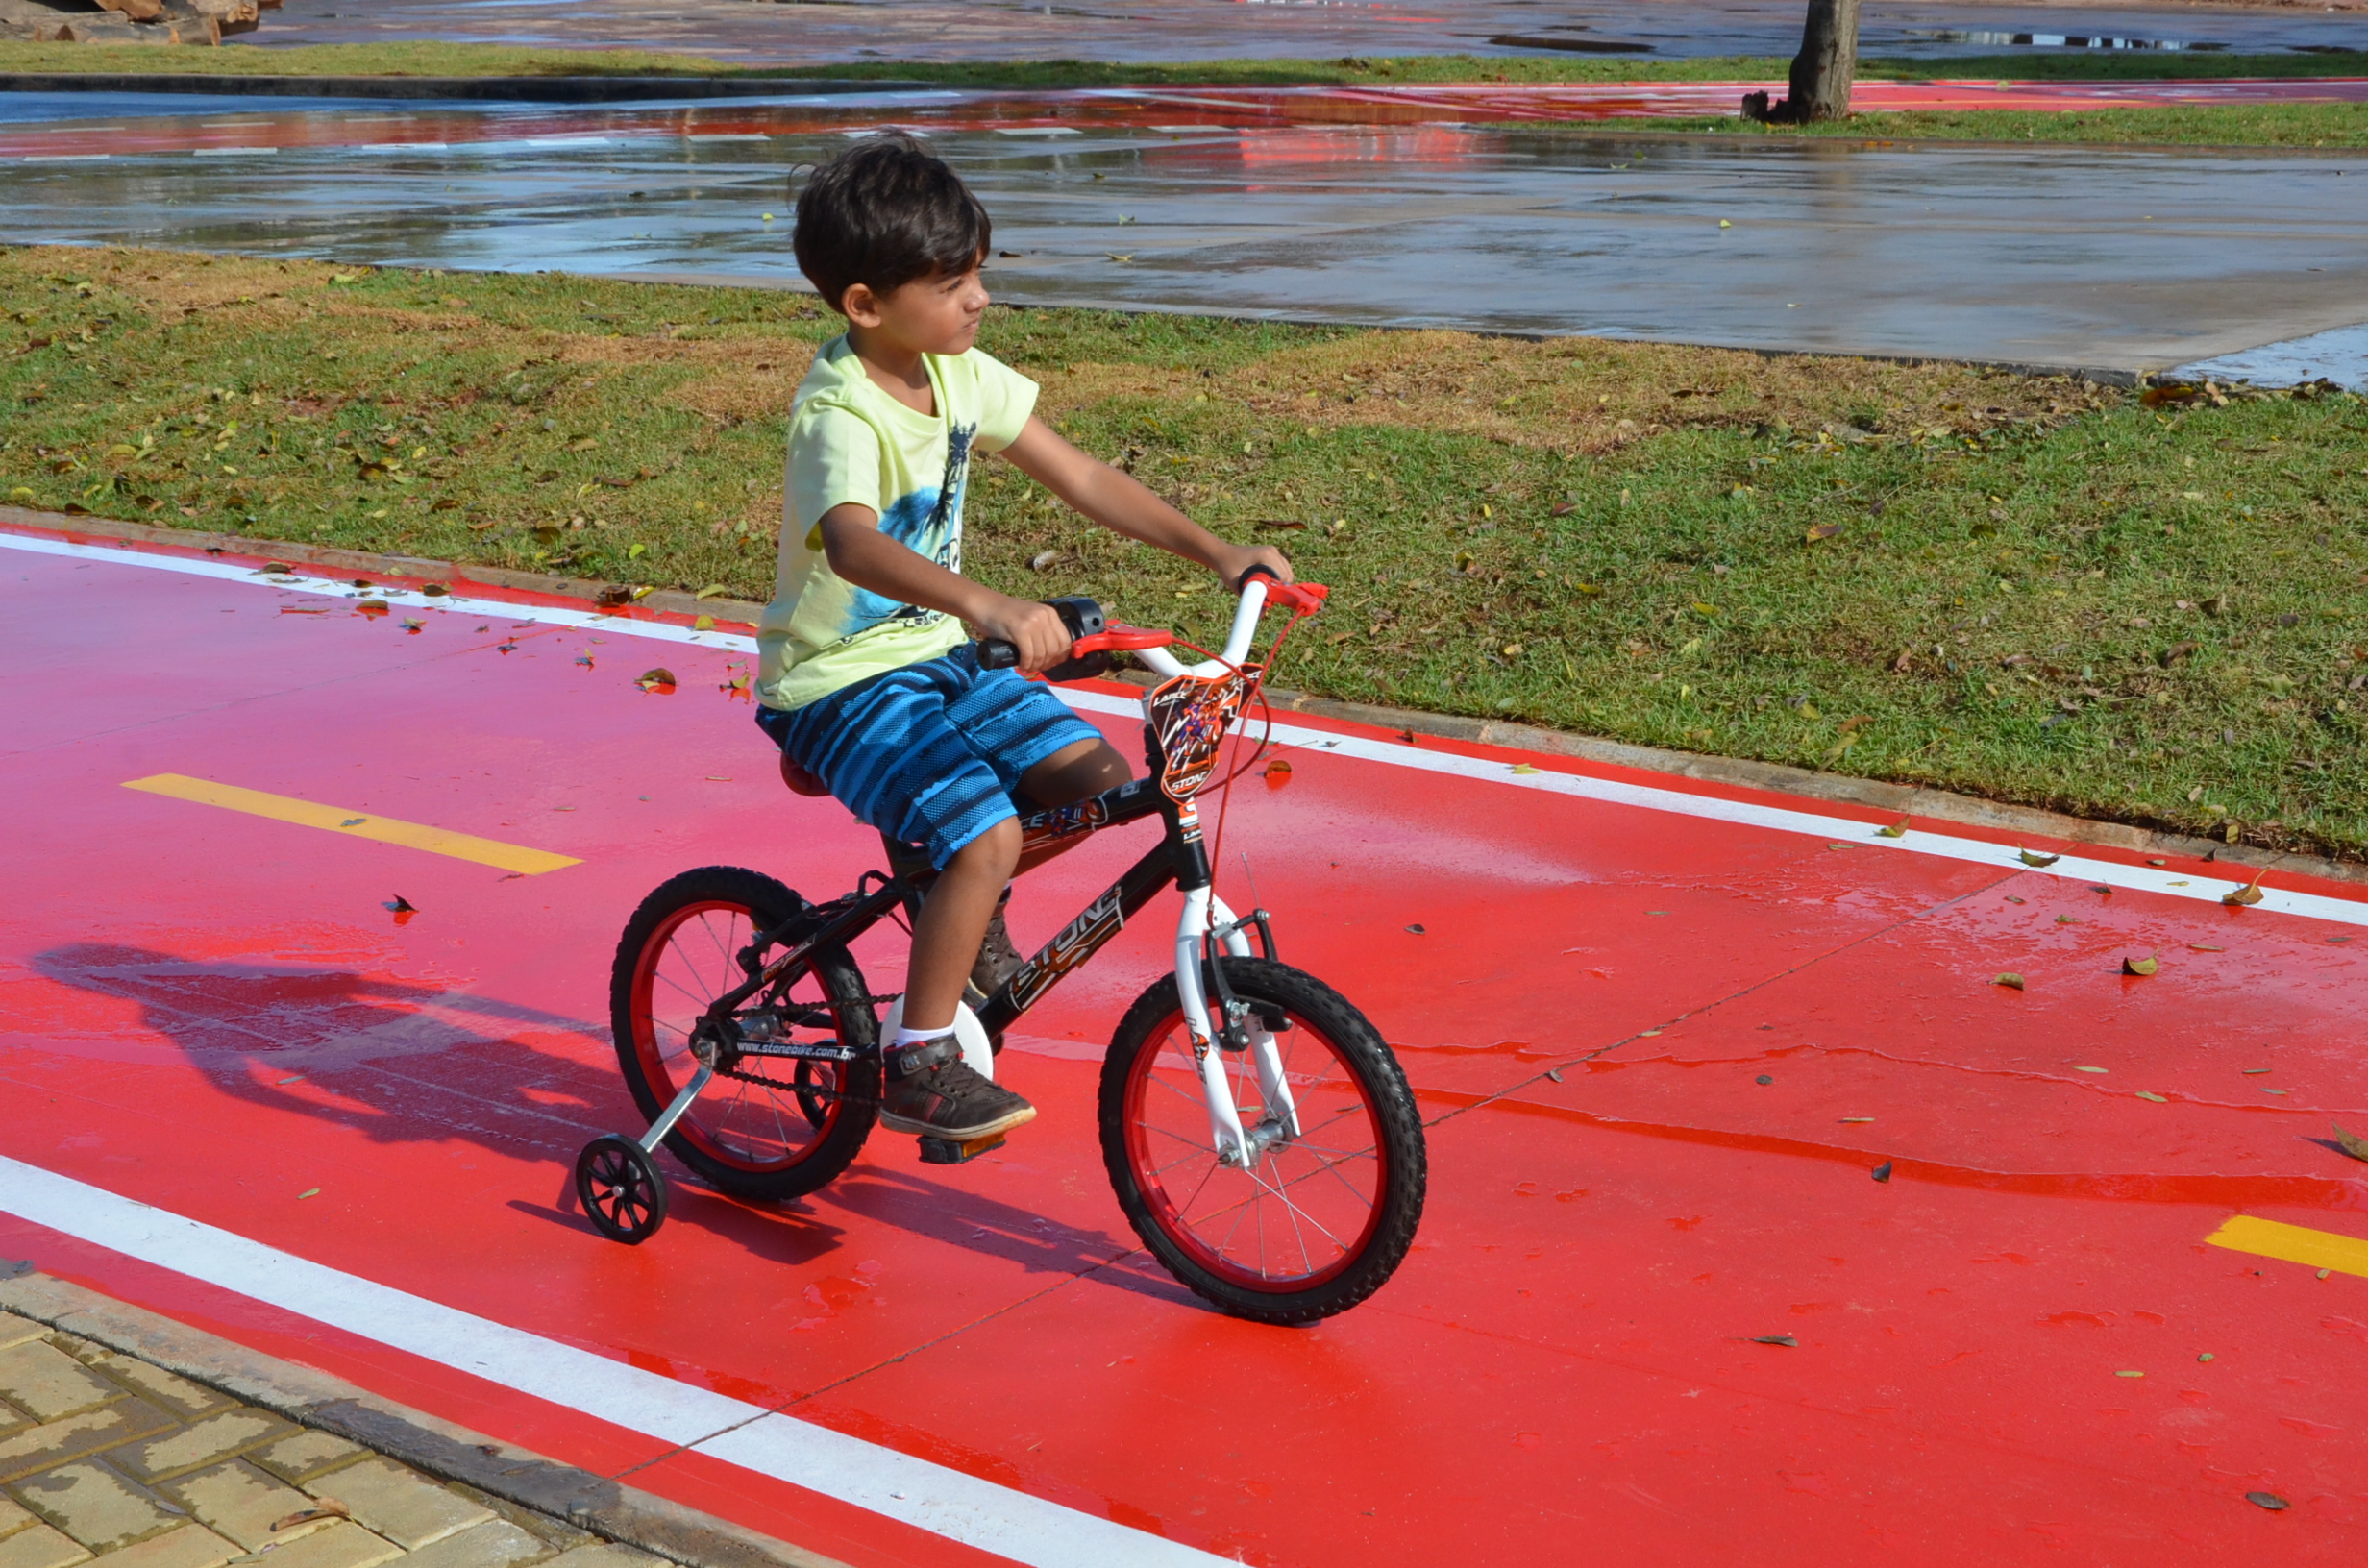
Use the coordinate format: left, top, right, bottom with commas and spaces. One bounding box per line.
1740, 0, 1862, 124
1788, 0, 1862, 121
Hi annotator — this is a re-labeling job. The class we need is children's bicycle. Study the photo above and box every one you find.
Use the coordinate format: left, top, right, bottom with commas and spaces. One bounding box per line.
573, 572, 1426, 1324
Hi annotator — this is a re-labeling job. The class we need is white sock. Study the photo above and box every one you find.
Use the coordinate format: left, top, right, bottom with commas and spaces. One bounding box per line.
892, 1023, 954, 1049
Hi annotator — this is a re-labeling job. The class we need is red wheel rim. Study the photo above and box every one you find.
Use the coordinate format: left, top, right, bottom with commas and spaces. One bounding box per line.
628, 899, 849, 1173
1121, 1003, 1388, 1291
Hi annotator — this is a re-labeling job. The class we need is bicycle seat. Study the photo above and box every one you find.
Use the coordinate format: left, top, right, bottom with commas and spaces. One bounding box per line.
780, 755, 831, 797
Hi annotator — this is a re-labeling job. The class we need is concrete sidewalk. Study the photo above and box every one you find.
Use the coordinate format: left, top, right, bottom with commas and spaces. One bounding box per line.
0, 1275, 843, 1568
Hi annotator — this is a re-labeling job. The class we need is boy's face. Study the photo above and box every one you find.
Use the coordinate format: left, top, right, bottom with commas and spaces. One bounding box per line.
843, 263, 990, 355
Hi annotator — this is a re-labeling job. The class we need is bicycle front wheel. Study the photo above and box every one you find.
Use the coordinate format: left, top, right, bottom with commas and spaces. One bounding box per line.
1100, 957, 1425, 1325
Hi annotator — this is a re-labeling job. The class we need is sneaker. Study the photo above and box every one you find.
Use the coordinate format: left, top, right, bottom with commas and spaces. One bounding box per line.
969, 896, 1024, 1001
879, 1034, 1037, 1140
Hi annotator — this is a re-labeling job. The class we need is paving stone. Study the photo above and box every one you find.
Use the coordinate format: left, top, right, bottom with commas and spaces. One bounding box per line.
0, 1405, 31, 1442
308, 1459, 490, 1550
108, 1411, 294, 1485
248, 1435, 362, 1489
0, 1495, 34, 1539
0, 1402, 177, 1484
158, 1461, 328, 1553
0, 1322, 38, 1356
394, 1520, 549, 1568
0, 1523, 89, 1568
538, 1547, 661, 1568
86, 1361, 225, 1425
0, 1347, 122, 1425
238, 1522, 401, 1568
12, 1460, 185, 1552
95, 1525, 237, 1568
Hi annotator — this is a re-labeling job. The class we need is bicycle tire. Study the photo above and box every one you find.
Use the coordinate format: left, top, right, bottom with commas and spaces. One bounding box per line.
609, 865, 878, 1201
1100, 957, 1425, 1325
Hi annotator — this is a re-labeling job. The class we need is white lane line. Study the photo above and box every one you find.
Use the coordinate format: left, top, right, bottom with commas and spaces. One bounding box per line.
192, 146, 280, 158
6, 528, 2360, 926
364, 142, 452, 153
0, 1156, 1227, 1568
18, 153, 112, 162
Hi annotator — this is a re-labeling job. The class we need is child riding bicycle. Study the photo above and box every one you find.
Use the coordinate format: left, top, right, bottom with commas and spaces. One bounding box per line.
756, 135, 1291, 1148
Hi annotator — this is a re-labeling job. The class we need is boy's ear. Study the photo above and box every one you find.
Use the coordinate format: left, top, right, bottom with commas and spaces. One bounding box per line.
840, 282, 884, 328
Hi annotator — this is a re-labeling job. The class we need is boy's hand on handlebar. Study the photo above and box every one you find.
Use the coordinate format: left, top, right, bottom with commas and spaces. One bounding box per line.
974, 592, 1073, 674
1218, 543, 1294, 591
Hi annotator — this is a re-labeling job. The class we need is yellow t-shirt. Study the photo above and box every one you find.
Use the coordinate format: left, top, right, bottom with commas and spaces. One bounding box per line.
755, 337, 1039, 711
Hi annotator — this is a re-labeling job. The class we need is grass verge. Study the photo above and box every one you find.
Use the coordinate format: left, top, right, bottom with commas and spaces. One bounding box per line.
6, 245, 2366, 859
2, 38, 2365, 86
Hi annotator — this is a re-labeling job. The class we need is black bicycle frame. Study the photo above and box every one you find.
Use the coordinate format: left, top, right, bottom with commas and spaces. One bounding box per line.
703, 767, 1211, 1042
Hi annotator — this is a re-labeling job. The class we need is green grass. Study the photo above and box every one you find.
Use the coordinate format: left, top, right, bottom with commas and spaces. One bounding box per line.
7, 246, 2367, 860
4, 37, 2366, 86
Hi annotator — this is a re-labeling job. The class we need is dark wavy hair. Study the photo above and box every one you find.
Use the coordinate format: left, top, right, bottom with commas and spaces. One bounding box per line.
792, 134, 991, 314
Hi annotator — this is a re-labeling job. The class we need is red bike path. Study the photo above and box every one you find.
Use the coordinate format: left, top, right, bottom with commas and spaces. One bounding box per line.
3, 523, 2366, 1565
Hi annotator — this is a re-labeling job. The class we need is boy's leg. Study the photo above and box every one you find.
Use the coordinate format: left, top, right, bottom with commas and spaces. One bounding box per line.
757, 667, 1039, 1140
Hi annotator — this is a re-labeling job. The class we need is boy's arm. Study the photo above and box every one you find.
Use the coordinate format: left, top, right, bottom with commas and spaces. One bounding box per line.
818, 503, 1073, 672
998, 418, 1292, 589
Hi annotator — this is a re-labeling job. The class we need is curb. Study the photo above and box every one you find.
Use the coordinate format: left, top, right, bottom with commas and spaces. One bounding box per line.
0, 1266, 851, 1568
0, 73, 917, 102
12, 505, 2360, 889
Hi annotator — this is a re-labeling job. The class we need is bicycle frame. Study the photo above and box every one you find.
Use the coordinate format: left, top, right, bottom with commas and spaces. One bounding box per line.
687, 581, 1312, 1167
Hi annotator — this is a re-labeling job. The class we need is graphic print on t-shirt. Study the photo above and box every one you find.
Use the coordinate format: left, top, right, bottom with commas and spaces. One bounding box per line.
840, 421, 976, 640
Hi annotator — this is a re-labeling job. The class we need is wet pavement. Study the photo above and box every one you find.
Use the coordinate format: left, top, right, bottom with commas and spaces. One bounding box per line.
245, 0, 2368, 65
6, 523, 2368, 1567
4, 86, 2366, 375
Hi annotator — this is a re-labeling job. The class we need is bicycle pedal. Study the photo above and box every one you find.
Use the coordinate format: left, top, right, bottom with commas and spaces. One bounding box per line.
918, 1132, 1006, 1164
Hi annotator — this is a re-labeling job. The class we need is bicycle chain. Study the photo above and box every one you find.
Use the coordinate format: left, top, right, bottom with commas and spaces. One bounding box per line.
716, 1052, 880, 1109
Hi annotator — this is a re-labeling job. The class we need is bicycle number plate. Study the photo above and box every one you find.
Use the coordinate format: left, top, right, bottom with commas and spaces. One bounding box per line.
1147, 669, 1249, 802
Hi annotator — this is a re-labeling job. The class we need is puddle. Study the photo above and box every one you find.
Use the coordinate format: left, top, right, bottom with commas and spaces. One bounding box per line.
1900, 29, 2224, 52
2170, 320, 2368, 392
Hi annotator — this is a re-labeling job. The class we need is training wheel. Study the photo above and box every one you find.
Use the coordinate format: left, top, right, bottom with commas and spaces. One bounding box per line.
576, 1134, 669, 1244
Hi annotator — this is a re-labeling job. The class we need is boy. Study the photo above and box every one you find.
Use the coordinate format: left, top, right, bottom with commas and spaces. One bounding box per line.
755, 135, 1291, 1144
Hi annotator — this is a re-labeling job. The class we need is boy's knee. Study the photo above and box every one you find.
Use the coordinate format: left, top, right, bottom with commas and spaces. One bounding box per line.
952, 817, 1022, 872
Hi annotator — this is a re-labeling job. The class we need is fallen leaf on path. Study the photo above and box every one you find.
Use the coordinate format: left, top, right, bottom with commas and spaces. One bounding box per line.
2075, 1066, 2109, 1074
2333, 1124, 2368, 1164
1875, 819, 1910, 838
2246, 1492, 2289, 1511
635, 668, 677, 693
2122, 955, 2159, 976
575, 655, 595, 669
2017, 848, 2060, 867
1748, 1335, 1797, 1347
1840, 1117, 1874, 1123
1263, 758, 1293, 786
383, 896, 416, 914
271, 1504, 349, 1532
355, 598, 388, 616
295, 1189, 320, 1202
1511, 763, 1542, 775
1871, 1162, 1892, 1183
694, 615, 715, 630
2189, 943, 2225, 951
1405, 924, 1426, 935
1993, 973, 2025, 991
2223, 873, 2265, 907
400, 618, 424, 633
2136, 1091, 2168, 1103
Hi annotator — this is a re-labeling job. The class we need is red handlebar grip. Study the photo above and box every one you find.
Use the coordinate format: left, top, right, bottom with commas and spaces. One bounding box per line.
1264, 581, 1328, 613
1072, 625, 1176, 654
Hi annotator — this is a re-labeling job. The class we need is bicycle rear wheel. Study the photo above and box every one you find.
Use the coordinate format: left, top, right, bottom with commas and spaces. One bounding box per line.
1099, 957, 1425, 1325
609, 866, 878, 1201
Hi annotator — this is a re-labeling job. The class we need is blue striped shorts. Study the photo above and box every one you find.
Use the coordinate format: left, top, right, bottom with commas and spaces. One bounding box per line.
754, 647, 1104, 870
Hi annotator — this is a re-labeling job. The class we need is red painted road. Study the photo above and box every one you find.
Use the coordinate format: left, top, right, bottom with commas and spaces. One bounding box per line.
5, 523, 2368, 1564
9, 77, 2366, 161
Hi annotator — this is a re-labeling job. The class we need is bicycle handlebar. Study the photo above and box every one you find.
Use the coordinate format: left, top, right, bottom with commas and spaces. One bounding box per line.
977, 576, 1326, 682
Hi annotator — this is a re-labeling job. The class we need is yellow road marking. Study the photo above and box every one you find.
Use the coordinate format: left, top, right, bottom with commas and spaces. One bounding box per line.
2205, 1213, 2368, 1280
123, 773, 580, 876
